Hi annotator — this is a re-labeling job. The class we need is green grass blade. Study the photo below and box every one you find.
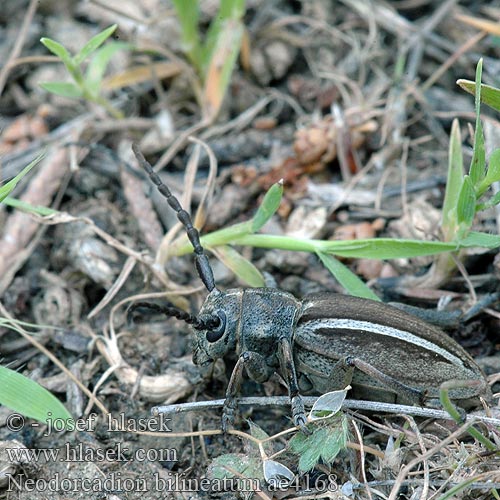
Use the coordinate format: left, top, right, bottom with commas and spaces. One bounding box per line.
251, 181, 283, 232
457, 80, 500, 114
458, 231, 500, 248
2, 196, 58, 216
441, 119, 463, 239
202, 18, 244, 120
470, 121, 485, 187
456, 175, 476, 232
316, 252, 380, 300
309, 238, 458, 258
232, 234, 461, 259
40, 37, 73, 68
219, 0, 246, 19
0, 154, 44, 203
197, 232, 500, 260
74, 24, 117, 65
39, 81, 83, 98
0, 365, 72, 424
172, 0, 202, 71
316, 252, 380, 301
435, 478, 483, 500
168, 219, 254, 258
210, 245, 265, 287
469, 60, 485, 187
202, 0, 246, 74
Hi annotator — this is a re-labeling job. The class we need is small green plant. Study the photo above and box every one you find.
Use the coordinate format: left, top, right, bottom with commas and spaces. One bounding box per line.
163, 59, 500, 300
1, 153, 57, 216
207, 389, 350, 492
0, 318, 72, 426
0, 154, 43, 203
172, 0, 246, 121
1, 158, 71, 426
457, 68, 500, 114
40, 24, 128, 119
428, 58, 500, 287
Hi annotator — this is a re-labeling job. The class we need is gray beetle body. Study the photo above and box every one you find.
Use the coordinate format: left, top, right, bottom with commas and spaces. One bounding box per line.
131, 145, 490, 431
192, 288, 490, 424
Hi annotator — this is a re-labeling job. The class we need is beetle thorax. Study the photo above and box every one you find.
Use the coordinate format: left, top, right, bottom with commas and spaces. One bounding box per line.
191, 287, 301, 367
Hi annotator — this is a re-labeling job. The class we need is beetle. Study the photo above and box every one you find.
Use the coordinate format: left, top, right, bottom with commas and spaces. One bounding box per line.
129, 144, 491, 431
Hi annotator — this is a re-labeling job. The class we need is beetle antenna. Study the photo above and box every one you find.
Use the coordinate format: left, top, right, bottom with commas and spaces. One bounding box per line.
128, 302, 219, 330
132, 144, 216, 292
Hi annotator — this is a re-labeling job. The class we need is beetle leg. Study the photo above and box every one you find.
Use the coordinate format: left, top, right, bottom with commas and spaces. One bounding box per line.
346, 356, 426, 405
278, 337, 310, 433
222, 351, 272, 432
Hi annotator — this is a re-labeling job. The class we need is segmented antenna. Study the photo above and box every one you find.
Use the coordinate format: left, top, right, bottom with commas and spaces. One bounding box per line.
127, 302, 220, 330
132, 143, 216, 292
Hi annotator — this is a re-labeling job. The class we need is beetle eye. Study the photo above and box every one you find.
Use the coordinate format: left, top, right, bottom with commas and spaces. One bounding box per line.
206, 310, 226, 343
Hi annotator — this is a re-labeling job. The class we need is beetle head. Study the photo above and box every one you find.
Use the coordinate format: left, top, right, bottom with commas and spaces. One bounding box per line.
192, 289, 242, 366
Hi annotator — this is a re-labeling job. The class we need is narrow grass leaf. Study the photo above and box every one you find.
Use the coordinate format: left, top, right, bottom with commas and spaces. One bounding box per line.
210, 245, 265, 287
457, 231, 500, 248
318, 239, 457, 258
441, 119, 463, 238
469, 60, 485, 186
219, 0, 246, 22
457, 79, 500, 113
170, 220, 253, 256
85, 41, 130, 91
435, 478, 483, 500
74, 24, 117, 65
456, 175, 476, 228
202, 0, 246, 75
184, 230, 500, 268
251, 181, 283, 232
40, 82, 83, 99
232, 233, 464, 259
40, 37, 73, 67
172, 0, 201, 71
470, 121, 485, 187
0, 154, 43, 203
203, 18, 244, 120
2, 197, 58, 216
316, 252, 380, 301
0, 365, 72, 424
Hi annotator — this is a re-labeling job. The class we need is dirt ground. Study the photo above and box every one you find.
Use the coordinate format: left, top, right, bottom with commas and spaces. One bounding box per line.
1, 1, 500, 499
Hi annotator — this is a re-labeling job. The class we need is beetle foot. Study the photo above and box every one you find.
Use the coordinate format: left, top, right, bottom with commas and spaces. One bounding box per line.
291, 396, 311, 434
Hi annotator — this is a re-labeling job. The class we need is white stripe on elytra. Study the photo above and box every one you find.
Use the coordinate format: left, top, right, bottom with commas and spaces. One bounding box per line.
302, 318, 465, 367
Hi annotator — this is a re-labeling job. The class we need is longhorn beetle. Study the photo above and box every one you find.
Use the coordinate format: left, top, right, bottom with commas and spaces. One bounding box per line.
129, 144, 491, 432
